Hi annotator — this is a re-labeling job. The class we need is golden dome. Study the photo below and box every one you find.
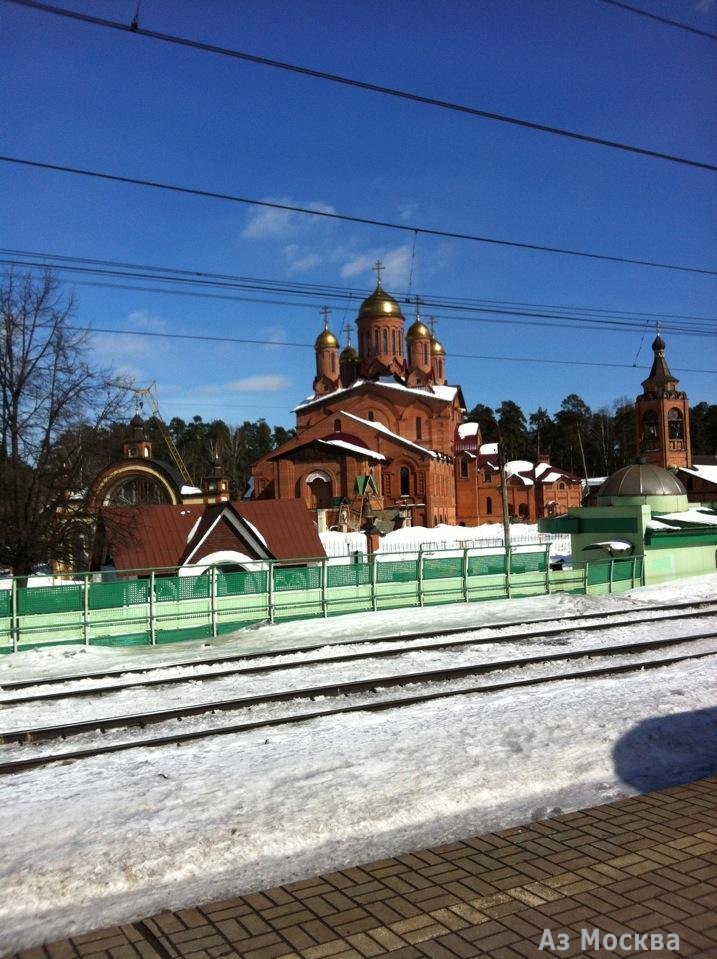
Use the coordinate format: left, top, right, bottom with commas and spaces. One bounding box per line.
340, 344, 358, 362
431, 337, 445, 356
406, 319, 431, 341
315, 328, 339, 349
358, 284, 403, 319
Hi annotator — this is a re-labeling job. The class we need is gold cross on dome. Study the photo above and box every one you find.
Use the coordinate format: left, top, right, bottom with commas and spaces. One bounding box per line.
373, 260, 384, 286
320, 305, 331, 330
413, 295, 423, 318
428, 316, 437, 335
342, 322, 353, 346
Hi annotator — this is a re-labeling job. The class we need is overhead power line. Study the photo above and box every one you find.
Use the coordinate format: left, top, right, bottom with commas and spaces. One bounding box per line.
5, 251, 716, 341
4, 0, 717, 172
7, 247, 715, 326
2, 156, 716, 278
597, 0, 717, 41
70, 325, 717, 376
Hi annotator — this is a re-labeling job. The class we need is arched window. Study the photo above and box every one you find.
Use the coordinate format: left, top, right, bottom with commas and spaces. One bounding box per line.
641, 410, 658, 450
485, 496, 493, 515
391, 329, 396, 354
460, 457, 468, 479
398, 332, 402, 354
484, 468, 492, 483
400, 466, 410, 496
668, 407, 684, 439
518, 503, 529, 519
330, 353, 336, 373
334, 419, 341, 432
416, 416, 422, 440
423, 343, 429, 365
382, 329, 388, 354
367, 410, 375, 421
306, 472, 332, 509
373, 329, 380, 351
559, 482, 565, 490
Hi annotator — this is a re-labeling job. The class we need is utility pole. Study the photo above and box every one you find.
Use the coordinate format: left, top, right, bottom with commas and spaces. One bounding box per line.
497, 431, 511, 572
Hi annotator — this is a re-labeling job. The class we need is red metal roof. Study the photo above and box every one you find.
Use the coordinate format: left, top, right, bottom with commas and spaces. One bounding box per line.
98, 499, 325, 573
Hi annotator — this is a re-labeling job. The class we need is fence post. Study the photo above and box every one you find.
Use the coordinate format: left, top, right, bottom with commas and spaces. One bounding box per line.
210, 565, 218, 637
321, 557, 328, 617
417, 546, 424, 607
584, 562, 589, 595
505, 545, 512, 599
149, 571, 157, 645
462, 546, 469, 603
267, 562, 275, 623
544, 546, 551, 595
83, 573, 90, 646
370, 553, 377, 611
609, 559, 614, 594
11, 577, 18, 653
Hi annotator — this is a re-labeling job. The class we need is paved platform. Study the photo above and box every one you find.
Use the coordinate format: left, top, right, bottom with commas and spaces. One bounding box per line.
10, 778, 717, 959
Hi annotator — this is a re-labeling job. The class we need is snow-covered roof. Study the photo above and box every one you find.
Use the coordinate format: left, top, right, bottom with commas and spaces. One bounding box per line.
293, 378, 459, 412
340, 410, 438, 458
678, 463, 717, 486
180, 485, 203, 495
653, 508, 717, 527
318, 438, 385, 461
505, 460, 534, 486
479, 442, 499, 456
457, 422, 480, 438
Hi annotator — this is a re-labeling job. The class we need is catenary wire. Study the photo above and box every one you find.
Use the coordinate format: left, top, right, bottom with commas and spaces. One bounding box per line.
596, 0, 717, 41
1, 158, 715, 278
8, 265, 716, 339
67, 325, 717, 375
4, 0, 716, 172
4, 247, 717, 326
5, 255, 715, 339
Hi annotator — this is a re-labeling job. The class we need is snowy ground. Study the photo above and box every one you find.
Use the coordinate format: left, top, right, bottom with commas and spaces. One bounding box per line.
1, 575, 716, 952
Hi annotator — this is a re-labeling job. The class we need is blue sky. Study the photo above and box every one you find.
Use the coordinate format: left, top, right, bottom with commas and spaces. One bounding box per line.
2, 0, 716, 430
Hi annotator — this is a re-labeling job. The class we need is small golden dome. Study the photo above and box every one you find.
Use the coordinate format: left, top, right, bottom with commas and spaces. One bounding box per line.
315, 328, 339, 349
406, 319, 431, 341
431, 337, 445, 356
358, 284, 403, 319
340, 344, 358, 362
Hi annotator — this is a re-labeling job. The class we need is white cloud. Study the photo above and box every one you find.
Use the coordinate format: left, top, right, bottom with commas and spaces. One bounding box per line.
126, 309, 168, 331
284, 244, 324, 274
242, 198, 336, 240
196, 374, 292, 395
263, 325, 288, 351
340, 244, 413, 288
399, 203, 417, 222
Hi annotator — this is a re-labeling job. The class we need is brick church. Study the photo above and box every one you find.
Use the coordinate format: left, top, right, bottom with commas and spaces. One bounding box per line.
250, 265, 582, 528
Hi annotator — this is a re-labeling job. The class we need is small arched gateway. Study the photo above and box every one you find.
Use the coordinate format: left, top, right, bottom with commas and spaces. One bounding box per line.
305, 470, 333, 509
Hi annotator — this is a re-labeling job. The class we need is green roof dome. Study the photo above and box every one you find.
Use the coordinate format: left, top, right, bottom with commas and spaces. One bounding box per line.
598, 463, 685, 498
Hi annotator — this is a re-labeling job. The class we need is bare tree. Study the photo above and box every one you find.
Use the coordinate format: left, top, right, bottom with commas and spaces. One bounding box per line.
0, 270, 130, 577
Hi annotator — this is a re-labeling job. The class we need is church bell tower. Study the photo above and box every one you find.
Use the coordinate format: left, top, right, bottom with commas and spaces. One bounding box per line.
635, 332, 691, 470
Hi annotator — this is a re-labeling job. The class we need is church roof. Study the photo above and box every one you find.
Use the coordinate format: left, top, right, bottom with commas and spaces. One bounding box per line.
358, 283, 404, 319
293, 378, 460, 413
340, 410, 439, 458
641, 332, 678, 392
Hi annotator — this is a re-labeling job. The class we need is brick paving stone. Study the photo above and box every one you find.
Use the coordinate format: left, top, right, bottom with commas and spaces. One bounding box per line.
8, 779, 717, 959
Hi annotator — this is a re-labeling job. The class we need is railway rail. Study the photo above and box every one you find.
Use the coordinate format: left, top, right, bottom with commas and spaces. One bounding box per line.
3, 598, 717, 704
1, 607, 715, 775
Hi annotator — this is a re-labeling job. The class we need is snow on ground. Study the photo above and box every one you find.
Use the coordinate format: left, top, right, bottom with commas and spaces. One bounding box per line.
0, 575, 716, 951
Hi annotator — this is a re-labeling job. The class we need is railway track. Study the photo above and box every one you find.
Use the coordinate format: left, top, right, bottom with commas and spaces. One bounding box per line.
3, 597, 717, 704
1, 608, 715, 774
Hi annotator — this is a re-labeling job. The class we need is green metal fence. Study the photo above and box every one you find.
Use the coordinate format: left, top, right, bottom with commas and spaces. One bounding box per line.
0, 545, 643, 653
